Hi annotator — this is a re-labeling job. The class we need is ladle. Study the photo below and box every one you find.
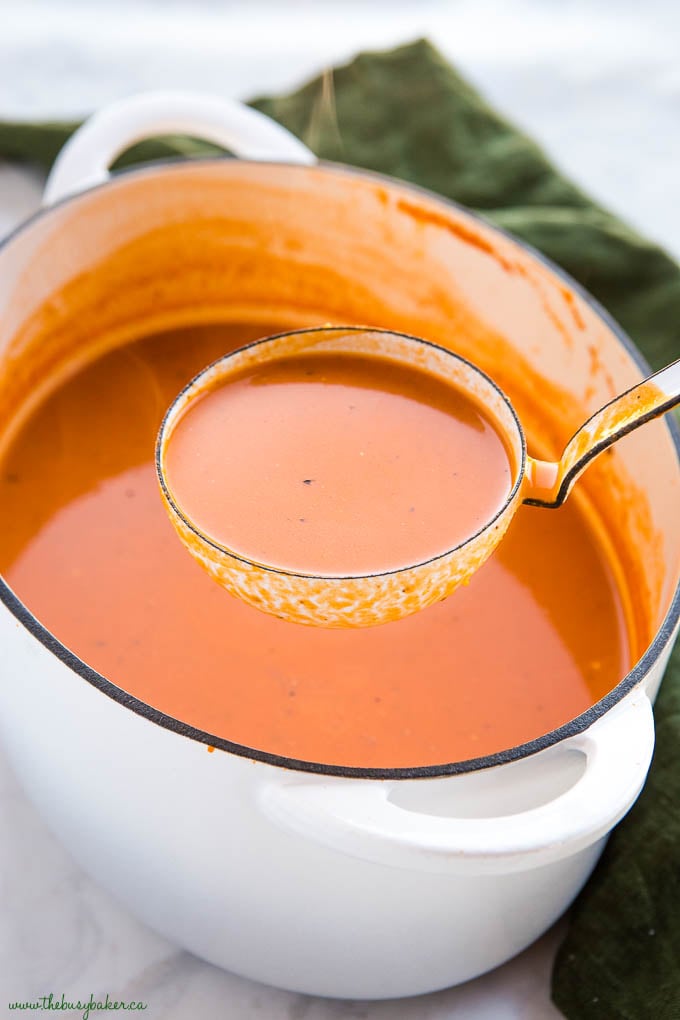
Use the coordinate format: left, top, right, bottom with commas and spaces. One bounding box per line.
156, 327, 680, 628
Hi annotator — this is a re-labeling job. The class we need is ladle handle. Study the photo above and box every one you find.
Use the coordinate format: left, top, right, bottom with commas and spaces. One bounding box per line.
524, 357, 680, 508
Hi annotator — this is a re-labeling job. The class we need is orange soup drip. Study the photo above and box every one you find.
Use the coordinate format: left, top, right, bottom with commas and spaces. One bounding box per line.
164, 352, 514, 574
0, 324, 631, 768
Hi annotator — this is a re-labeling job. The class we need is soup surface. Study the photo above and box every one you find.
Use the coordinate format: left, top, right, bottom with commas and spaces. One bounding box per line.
0, 323, 631, 767
163, 350, 514, 574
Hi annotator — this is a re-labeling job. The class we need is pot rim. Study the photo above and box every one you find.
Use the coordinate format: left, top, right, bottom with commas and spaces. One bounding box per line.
1, 155, 678, 780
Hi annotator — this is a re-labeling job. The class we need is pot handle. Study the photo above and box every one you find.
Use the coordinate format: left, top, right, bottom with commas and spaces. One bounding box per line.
260, 688, 655, 874
43, 90, 316, 206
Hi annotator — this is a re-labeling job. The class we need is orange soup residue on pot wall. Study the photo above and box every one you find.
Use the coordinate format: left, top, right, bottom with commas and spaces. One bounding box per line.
163, 351, 515, 574
0, 323, 632, 768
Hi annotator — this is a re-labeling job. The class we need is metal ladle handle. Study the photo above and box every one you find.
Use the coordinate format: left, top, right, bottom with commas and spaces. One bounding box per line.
524, 357, 680, 508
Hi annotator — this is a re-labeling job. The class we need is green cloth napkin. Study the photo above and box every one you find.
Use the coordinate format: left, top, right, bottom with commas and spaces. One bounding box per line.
1, 39, 679, 1020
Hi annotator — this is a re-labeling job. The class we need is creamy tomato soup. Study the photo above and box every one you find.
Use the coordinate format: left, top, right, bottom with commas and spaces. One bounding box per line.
0, 323, 632, 768
163, 351, 515, 574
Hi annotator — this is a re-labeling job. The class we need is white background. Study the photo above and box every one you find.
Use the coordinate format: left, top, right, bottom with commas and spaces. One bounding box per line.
1, 2, 677, 1017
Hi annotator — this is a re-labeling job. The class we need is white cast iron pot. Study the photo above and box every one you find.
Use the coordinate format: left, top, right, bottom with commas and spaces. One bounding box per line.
0, 93, 678, 1000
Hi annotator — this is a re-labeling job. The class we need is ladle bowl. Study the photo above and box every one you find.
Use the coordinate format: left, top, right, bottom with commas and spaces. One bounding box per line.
156, 326, 680, 628
156, 327, 525, 627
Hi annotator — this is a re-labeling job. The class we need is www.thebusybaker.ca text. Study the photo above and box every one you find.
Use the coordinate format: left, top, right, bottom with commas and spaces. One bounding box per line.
8, 992, 148, 1020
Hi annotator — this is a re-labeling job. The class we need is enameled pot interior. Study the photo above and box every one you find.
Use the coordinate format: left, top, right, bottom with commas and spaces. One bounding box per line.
0, 158, 678, 778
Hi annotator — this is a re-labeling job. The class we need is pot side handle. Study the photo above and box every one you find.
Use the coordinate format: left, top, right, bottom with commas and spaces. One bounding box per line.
259, 689, 655, 874
43, 90, 316, 206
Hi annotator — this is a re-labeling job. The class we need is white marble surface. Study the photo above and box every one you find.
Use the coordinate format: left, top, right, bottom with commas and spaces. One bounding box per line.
1, 2, 677, 1015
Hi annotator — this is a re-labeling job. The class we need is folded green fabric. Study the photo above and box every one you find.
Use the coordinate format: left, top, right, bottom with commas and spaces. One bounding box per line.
1, 38, 679, 1019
